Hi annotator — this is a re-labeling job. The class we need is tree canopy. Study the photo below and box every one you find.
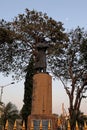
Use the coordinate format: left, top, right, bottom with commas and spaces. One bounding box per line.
0, 102, 19, 129
0, 9, 68, 79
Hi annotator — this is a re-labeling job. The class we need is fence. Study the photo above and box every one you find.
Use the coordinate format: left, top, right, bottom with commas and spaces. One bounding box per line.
4, 118, 87, 130
4, 119, 51, 130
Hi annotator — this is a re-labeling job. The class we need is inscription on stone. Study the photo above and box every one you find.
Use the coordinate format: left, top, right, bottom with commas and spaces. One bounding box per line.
33, 119, 51, 130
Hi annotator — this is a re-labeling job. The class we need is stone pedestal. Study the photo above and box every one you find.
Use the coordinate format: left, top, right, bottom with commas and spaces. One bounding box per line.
31, 73, 52, 115
28, 114, 57, 130
27, 73, 57, 130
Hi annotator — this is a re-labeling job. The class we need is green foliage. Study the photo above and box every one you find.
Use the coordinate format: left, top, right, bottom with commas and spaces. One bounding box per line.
0, 102, 19, 129
21, 55, 34, 128
0, 8, 67, 79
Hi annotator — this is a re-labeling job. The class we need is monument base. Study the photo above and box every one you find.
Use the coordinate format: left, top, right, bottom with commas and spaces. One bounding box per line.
27, 114, 58, 130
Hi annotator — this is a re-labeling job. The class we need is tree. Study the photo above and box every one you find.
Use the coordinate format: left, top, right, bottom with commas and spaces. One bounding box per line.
48, 27, 87, 130
0, 9, 68, 79
0, 102, 20, 129
21, 55, 34, 129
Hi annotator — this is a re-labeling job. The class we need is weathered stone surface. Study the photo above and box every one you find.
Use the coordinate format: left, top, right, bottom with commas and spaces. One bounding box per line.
31, 73, 52, 115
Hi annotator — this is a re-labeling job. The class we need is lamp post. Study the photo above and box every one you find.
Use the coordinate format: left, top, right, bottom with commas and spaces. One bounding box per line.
0, 82, 15, 103
0, 82, 15, 130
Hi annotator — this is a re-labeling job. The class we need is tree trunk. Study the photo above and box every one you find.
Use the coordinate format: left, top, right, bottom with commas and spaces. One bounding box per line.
69, 109, 77, 130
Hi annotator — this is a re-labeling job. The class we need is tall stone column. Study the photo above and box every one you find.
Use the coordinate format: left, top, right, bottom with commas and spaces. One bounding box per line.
31, 73, 52, 115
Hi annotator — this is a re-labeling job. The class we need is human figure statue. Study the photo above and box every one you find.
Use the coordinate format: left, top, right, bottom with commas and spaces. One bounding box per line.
34, 42, 49, 73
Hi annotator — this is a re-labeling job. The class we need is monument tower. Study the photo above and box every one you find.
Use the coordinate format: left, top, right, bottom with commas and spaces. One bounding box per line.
27, 42, 57, 130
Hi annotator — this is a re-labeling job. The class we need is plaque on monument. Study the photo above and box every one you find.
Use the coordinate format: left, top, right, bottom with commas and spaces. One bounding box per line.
33, 120, 40, 130
32, 119, 52, 130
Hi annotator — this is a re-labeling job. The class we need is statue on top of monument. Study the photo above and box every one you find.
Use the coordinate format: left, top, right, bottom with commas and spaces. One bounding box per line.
34, 40, 49, 73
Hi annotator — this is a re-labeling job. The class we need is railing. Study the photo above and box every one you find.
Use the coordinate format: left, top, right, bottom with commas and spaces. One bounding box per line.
5, 120, 25, 130
4, 118, 87, 130
4, 119, 51, 130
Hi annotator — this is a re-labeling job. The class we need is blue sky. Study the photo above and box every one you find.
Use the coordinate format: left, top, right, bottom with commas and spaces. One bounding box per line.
0, 0, 87, 29
0, 0, 87, 114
